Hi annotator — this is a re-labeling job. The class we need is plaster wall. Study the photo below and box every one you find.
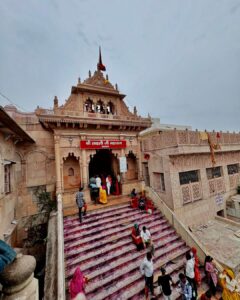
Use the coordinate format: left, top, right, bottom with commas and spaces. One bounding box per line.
0, 133, 18, 241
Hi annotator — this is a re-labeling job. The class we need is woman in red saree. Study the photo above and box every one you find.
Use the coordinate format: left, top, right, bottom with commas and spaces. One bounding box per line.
69, 267, 87, 299
191, 247, 201, 286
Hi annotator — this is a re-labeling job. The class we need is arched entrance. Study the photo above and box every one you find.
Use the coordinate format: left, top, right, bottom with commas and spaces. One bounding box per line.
63, 154, 81, 190
88, 149, 119, 180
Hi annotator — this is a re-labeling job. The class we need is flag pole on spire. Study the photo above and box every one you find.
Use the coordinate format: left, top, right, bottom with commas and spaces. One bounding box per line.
97, 46, 106, 71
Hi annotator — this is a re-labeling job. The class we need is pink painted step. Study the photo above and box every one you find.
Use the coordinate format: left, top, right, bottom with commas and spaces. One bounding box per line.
83, 236, 183, 294
65, 222, 171, 262
64, 211, 162, 245
66, 229, 177, 270
64, 216, 164, 251
64, 209, 161, 239
86, 247, 189, 300
64, 204, 130, 226
64, 203, 191, 300
67, 233, 181, 279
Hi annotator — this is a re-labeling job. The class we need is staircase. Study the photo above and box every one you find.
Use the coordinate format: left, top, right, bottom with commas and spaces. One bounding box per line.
64, 202, 190, 299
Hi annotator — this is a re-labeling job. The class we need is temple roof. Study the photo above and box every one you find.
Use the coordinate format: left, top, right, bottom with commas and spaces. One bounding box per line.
71, 70, 125, 99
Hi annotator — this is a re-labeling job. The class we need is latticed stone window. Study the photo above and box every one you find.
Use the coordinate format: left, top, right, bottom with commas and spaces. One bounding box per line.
206, 166, 222, 179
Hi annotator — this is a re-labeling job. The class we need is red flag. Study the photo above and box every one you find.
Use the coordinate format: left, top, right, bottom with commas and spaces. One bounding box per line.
97, 47, 106, 71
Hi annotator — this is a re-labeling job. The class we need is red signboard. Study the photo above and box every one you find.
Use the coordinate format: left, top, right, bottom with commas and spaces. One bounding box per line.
80, 140, 127, 149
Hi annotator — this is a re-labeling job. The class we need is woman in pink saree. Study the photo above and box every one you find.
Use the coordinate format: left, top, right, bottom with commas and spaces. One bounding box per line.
205, 256, 217, 296
69, 267, 87, 300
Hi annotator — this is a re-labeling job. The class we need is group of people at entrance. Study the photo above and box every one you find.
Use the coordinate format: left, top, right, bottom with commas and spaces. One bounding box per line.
89, 174, 120, 205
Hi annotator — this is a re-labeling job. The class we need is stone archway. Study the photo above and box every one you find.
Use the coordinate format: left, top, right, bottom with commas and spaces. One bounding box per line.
63, 154, 81, 190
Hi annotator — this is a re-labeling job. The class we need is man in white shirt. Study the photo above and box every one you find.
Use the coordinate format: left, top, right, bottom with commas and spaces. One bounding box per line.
140, 226, 152, 248
140, 252, 155, 298
185, 252, 197, 299
95, 175, 101, 188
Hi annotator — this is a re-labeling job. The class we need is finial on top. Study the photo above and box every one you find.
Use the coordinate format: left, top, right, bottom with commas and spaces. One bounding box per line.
115, 83, 118, 91
54, 96, 58, 109
78, 77, 81, 84
106, 74, 109, 81
88, 70, 91, 78
97, 46, 106, 71
133, 106, 137, 116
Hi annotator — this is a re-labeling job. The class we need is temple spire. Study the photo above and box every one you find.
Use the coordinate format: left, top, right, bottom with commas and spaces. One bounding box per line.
97, 47, 106, 71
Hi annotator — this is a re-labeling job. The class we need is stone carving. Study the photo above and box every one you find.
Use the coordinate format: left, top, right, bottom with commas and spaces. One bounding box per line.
192, 182, 201, 200
83, 70, 114, 90
182, 185, 191, 203
178, 131, 188, 144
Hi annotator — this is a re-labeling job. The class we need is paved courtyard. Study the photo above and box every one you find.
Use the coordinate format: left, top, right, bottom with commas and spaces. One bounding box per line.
191, 219, 240, 274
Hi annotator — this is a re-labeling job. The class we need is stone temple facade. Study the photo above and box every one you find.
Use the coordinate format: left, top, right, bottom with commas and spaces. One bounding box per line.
2, 60, 151, 243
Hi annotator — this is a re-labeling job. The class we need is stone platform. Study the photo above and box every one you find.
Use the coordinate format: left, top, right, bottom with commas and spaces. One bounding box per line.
191, 218, 240, 274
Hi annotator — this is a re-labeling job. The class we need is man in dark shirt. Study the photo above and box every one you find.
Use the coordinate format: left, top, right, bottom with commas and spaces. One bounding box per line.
158, 267, 172, 300
76, 187, 85, 223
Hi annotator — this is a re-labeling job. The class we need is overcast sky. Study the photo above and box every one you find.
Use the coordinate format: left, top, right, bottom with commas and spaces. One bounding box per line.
0, 0, 240, 131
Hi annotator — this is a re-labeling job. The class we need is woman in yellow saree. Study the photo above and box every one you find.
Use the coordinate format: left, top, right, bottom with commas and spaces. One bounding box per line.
219, 269, 240, 300
99, 186, 108, 204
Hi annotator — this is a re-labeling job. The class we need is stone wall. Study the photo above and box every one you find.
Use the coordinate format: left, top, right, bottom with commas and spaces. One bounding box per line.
141, 129, 240, 226
0, 132, 18, 241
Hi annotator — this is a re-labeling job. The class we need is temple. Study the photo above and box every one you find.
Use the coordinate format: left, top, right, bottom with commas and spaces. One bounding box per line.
1, 51, 240, 299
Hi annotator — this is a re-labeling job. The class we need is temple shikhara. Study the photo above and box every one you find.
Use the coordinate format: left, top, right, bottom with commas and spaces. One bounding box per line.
1, 51, 240, 299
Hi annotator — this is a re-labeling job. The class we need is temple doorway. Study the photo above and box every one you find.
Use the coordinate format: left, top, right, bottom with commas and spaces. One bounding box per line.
89, 149, 119, 180
88, 150, 121, 196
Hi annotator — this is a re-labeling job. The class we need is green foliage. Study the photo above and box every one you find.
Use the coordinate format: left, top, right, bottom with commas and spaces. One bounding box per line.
37, 191, 56, 213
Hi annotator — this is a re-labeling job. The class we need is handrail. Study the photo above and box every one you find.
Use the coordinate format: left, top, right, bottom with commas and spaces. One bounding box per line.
146, 187, 224, 272
57, 193, 66, 300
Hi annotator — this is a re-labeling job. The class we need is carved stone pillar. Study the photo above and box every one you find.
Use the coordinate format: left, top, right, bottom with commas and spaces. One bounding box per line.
54, 135, 62, 194
82, 149, 88, 188
137, 138, 143, 180
120, 149, 126, 183
0, 254, 38, 300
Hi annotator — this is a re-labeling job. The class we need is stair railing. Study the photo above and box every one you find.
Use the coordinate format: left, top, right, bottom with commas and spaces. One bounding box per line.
146, 186, 224, 272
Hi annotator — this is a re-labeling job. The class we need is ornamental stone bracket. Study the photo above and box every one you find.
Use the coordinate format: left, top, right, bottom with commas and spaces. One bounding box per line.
0, 253, 38, 300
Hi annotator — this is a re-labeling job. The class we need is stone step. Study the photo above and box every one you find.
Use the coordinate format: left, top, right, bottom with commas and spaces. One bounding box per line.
84, 241, 186, 292
86, 246, 189, 300
64, 211, 161, 243
65, 222, 172, 260
64, 204, 130, 226
66, 227, 177, 277
64, 215, 165, 250
124, 258, 185, 300
84, 236, 182, 294
66, 229, 177, 270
